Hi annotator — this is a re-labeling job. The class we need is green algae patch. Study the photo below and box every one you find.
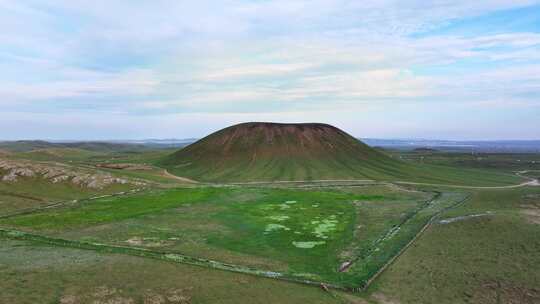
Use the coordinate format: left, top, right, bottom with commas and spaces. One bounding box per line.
313, 217, 339, 239
265, 224, 291, 233
206, 188, 386, 284
267, 215, 290, 222
292, 241, 326, 249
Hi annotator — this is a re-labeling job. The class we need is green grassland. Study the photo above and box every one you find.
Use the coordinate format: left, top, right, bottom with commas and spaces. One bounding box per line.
0, 187, 224, 230
7, 145, 175, 169
0, 140, 157, 153
370, 187, 540, 303
11, 147, 105, 162
96, 166, 189, 185
391, 150, 540, 173
4, 143, 525, 187
2, 184, 538, 303
0, 183, 446, 287
84, 148, 176, 165
0, 237, 346, 304
1, 145, 539, 303
1, 184, 457, 288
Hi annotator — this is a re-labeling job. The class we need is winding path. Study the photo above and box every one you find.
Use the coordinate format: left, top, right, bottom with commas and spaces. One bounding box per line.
161, 169, 198, 184
162, 171, 538, 190
392, 179, 538, 189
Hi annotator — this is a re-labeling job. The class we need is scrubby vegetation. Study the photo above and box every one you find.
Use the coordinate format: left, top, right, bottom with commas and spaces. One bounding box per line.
371, 187, 540, 303
0, 138, 538, 303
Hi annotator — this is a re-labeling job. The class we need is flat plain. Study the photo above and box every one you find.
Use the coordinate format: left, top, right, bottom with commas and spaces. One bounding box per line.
0, 140, 539, 303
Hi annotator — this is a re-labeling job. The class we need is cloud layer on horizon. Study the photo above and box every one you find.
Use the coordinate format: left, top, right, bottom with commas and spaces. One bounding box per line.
1, 0, 539, 139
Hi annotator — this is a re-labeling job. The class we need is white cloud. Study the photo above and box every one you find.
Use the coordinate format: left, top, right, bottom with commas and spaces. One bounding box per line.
1, 0, 539, 138
0, 69, 159, 102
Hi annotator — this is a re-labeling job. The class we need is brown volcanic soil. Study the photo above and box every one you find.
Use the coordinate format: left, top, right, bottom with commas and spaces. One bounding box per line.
181, 122, 378, 159
161, 122, 401, 182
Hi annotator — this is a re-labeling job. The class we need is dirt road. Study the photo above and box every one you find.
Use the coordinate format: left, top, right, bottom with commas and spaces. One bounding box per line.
161, 170, 539, 189
161, 170, 198, 184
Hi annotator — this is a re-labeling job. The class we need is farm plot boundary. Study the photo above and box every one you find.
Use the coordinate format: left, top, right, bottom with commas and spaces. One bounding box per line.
0, 186, 469, 291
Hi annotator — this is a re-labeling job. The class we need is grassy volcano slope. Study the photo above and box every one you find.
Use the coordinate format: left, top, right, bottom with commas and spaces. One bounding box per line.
160, 122, 520, 186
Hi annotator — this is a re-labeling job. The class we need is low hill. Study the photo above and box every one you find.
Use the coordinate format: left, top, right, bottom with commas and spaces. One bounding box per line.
413, 147, 439, 153
160, 122, 521, 186
0, 140, 154, 153
0, 140, 57, 152
20, 148, 103, 161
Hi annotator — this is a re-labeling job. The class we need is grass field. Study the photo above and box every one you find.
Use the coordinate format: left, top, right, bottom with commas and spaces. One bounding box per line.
1, 146, 539, 303
390, 150, 540, 173
0, 237, 348, 304
0, 183, 465, 289
370, 187, 540, 303
0, 182, 479, 291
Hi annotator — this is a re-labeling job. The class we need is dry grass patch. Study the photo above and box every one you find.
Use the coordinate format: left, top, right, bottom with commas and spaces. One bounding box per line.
521, 206, 540, 224
372, 293, 401, 304
520, 194, 540, 224
472, 281, 540, 304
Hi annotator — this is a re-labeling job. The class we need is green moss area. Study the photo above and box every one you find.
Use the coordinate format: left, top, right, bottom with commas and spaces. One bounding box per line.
0, 187, 223, 230
205, 190, 365, 282
2, 185, 460, 288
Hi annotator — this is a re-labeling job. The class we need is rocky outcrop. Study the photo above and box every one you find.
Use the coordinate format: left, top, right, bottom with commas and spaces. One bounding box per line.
0, 159, 146, 189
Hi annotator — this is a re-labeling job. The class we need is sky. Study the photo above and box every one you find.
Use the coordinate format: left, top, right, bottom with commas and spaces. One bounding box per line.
1, 0, 539, 140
